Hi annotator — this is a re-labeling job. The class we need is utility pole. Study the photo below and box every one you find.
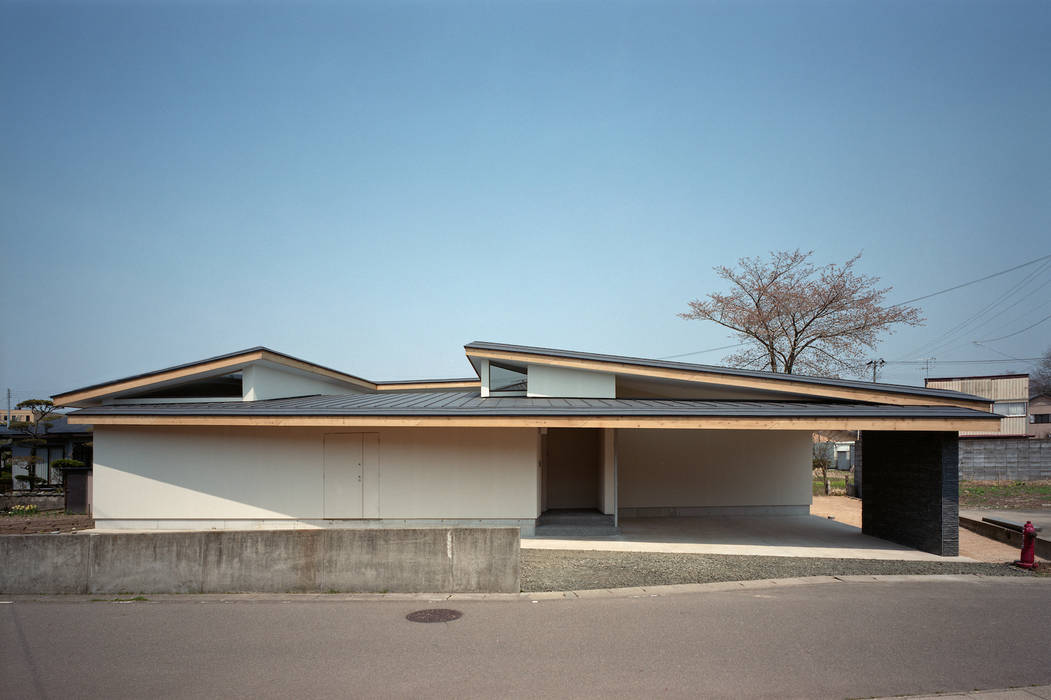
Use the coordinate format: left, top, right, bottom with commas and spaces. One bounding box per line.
6, 388, 9, 425
924, 357, 936, 378
865, 359, 885, 383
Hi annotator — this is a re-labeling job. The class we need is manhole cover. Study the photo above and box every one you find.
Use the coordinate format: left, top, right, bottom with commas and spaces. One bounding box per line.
406, 608, 463, 623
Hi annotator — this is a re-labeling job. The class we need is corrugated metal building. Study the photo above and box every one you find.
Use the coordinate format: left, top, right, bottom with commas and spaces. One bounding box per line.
925, 374, 1029, 437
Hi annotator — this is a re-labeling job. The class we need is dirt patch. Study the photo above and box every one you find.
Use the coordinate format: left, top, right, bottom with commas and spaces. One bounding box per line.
0, 513, 94, 534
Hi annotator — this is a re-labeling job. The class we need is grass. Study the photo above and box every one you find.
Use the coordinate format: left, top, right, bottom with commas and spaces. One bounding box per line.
812, 469, 849, 496
960, 480, 1051, 510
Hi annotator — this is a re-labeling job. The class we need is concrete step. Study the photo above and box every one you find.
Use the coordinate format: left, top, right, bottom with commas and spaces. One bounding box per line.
532, 525, 621, 538
536, 510, 614, 527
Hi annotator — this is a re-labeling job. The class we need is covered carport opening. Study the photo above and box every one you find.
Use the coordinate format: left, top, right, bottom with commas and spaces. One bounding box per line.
612, 424, 964, 557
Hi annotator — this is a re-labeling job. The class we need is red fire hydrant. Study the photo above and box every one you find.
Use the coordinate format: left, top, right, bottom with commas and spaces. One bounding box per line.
1015, 521, 1038, 570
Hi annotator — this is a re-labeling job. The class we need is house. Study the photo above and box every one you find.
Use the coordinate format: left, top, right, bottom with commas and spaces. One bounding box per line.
925, 374, 1029, 437
2, 408, 35, 426
1, 415, 93, 489
54, 342, 998, 555
1030, 393, 1051, 439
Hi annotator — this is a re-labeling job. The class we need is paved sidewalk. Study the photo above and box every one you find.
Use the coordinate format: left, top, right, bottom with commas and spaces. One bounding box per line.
874, 685, 1051, 699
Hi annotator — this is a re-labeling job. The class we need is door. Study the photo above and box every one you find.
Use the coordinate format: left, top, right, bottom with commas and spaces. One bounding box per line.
324, 434, 363, 518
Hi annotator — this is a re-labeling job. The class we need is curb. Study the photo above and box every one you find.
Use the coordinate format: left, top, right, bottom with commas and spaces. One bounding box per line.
2, 573, 1049, 604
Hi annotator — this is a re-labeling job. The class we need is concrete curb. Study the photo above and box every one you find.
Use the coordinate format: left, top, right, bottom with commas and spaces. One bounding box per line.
2, 573, 1048, 604
870, 684, 1051, 699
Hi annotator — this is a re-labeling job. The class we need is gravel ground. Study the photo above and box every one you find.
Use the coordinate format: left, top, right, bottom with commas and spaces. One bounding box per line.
521, 549, 1046, 592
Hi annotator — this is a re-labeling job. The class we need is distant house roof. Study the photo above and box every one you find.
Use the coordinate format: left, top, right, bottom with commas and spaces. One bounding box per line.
464, 341, 989, 409
0, 415, 92, 437
926, 373, 1030, 382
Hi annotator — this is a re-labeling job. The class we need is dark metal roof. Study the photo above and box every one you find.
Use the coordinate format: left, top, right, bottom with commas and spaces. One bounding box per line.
465, 341, 987, 403
73, 391, 997, 420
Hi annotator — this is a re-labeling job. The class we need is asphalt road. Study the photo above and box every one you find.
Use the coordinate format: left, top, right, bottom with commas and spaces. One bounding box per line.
3, 578, 1050, 699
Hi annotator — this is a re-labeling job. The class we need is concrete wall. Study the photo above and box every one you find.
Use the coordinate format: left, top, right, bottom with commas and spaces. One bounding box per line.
93, 426, 538, 529
527, 364, 615, 398
958, 438, 1051, 481
616, 429, 812, 516
242, 363, 366, 401
0, 528, 521, 594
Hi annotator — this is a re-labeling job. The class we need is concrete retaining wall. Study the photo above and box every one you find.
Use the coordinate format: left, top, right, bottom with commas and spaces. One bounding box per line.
0, 528, 520, 594
0, 494, 65, 511
959, 438, 1051, 481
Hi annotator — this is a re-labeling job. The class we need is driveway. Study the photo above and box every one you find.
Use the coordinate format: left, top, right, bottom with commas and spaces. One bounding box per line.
525, 509, 969, 561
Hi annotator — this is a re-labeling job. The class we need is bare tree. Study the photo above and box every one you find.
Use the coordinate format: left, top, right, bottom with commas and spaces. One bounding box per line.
1033, 347, 1051, 396
680, 250, 923, 377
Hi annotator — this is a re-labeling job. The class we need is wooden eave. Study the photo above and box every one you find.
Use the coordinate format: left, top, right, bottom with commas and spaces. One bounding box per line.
69, 413, 1001, 432
52, 350, 374, 407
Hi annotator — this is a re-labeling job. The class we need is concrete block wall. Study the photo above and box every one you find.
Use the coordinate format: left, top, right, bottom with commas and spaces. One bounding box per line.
860, 431, 959, 557
0, 528, 521, 594
958, 438, 1051, 481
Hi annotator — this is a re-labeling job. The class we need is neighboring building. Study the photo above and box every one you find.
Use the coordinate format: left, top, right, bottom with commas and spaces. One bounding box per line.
52, 343, 998, 556
0, 415, 94, 489
1, 409, 35, 426
925, 374, 1029, 437
1030, 394, 1051, 439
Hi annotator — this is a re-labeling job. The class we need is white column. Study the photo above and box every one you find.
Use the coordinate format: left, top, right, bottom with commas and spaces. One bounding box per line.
600, 428, 617, 521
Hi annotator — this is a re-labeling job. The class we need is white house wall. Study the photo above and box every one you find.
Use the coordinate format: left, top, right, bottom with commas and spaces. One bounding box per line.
617, 429, 812, 516
242, 363, 367, 401
93, 426, 538, 530
527, 364, 615, 398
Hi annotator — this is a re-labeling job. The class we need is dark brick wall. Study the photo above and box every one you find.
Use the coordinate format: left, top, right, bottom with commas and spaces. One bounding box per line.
860, 431, 959, 556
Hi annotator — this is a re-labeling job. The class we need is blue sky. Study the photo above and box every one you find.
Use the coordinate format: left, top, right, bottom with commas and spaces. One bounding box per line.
2, 0, 1049, 402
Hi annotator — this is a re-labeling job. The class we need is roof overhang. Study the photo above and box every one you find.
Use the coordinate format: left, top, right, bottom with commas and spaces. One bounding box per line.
69, 414, 999, 431
53, 348, 479, 407
464, 344, 991, 411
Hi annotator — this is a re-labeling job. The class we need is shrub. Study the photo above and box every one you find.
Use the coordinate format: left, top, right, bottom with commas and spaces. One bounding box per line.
50, 459, 85, 474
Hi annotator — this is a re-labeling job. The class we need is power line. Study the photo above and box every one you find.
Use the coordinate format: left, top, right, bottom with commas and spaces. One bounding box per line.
891, 252, 1051, 307
975, 313, 1051, 343
896, 258, 1051, 360
657, 343, 748, 360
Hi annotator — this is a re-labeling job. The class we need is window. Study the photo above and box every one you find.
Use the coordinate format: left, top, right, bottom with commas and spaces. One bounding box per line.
489, 361, 527, 393
1034, 413, 1051, 424
993, 401, 1026, 417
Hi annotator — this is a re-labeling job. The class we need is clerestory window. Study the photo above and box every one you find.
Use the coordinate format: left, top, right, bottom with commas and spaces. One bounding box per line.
489, 362, 527, 393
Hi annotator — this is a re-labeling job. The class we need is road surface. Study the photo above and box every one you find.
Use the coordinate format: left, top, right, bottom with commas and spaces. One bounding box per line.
3, 577, 1050, 699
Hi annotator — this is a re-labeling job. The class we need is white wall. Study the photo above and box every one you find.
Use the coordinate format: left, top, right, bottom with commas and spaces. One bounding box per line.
93, 426, 538, 523
242, 363, 367, 401
528, 364, 615, 398
617, 429, 812, 509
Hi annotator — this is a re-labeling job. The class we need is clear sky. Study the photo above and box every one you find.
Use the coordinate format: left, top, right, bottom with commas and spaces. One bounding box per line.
2, 0, 1049, 403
